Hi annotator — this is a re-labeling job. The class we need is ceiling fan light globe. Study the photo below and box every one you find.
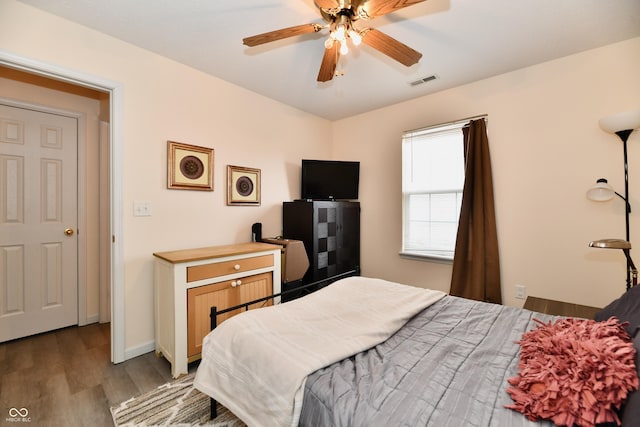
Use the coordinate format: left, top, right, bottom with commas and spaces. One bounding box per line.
349, 30, 362, 45
325, 38, 335, 49
340, 41, 349, 55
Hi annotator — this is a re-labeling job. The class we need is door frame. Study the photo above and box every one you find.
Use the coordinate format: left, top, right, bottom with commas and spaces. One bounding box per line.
0, 50, 126, 363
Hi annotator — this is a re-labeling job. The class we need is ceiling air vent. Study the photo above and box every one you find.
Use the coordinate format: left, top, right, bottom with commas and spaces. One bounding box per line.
409, 75, 437, 87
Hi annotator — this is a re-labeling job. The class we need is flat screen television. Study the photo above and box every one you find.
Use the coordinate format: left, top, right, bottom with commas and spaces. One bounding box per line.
301, 159, 360, 200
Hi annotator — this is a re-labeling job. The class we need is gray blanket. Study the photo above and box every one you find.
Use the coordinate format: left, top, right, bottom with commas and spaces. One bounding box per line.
300, 295, 557, 427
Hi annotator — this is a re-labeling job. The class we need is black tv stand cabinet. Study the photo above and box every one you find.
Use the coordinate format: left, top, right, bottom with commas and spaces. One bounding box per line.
283, 200, 360, 296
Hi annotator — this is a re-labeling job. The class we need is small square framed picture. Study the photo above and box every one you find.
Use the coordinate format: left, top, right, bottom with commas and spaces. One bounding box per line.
167, 141, 214, 191
227, 165, 260, 205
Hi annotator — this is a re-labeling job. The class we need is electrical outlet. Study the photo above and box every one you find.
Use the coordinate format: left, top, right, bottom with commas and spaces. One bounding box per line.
515, 284, 526, 300
133, 200, 152, 217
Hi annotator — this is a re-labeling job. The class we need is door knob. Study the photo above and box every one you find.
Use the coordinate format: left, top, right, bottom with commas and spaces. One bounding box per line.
64, 228, 74, 236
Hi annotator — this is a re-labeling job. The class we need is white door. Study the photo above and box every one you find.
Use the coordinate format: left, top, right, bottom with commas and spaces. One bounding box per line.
0, 104, 78, 342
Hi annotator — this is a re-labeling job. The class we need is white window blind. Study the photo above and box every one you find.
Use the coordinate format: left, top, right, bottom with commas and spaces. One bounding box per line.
402, 122, 467, 260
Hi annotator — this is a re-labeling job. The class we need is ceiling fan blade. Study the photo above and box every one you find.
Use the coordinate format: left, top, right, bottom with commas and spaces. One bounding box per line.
357, 0, 428, 19
243, 24, 322, 47
314, 0, 340, 10
317, 43, 340, 82
361, 28, 422, 66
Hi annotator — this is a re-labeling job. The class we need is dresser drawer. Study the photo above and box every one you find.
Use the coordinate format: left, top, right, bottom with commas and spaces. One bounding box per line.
186, 254, 274, 282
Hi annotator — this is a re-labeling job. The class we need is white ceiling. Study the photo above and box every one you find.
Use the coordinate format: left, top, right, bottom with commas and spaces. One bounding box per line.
17, 0, 640, 121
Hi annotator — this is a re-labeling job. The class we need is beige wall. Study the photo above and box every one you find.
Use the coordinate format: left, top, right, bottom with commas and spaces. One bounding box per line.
3, 0, 640, 356
333, 37, 640, 309
1, 0, 332, 355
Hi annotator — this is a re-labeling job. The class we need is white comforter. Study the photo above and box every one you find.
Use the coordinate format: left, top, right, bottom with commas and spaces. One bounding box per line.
194, 276, 446, 427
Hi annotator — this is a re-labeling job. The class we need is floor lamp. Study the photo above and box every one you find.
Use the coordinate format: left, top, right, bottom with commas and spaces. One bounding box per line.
587, 109, 640, 291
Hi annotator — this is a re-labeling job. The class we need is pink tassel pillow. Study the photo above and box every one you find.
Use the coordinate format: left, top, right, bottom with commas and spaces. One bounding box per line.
506, 317, 638, 427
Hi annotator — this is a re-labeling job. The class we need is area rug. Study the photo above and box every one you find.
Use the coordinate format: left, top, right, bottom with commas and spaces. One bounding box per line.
110, 373, 246, 426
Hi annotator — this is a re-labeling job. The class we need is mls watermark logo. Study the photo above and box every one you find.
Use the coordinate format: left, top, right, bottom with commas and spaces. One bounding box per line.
6, 407, 31, 423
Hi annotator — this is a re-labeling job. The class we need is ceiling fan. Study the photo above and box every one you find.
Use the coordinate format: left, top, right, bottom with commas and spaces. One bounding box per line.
242, 0, 426, 82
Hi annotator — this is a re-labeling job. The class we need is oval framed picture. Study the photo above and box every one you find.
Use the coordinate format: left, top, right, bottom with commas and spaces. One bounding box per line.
167, 141, 214, 191
227, 165, 261, 205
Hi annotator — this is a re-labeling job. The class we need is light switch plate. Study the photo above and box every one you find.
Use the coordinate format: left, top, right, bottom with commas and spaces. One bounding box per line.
133, 201, 152, 217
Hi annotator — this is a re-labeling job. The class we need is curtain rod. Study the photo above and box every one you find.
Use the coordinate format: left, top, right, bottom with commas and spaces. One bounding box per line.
403, 114, 488, 135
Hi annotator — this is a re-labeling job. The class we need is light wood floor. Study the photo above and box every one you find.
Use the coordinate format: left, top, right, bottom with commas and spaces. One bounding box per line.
0, 323, 182, 427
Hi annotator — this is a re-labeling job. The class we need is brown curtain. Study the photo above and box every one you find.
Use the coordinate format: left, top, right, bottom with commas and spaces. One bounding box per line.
450, 119, 502, 304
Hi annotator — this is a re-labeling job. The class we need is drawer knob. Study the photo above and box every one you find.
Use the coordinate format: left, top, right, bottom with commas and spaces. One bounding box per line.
236, 280, 242, 286
231, 281, 238, 287
234, 264, 241, 271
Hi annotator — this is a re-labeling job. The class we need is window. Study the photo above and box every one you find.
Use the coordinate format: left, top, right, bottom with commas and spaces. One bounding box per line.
402, 121, 466, 260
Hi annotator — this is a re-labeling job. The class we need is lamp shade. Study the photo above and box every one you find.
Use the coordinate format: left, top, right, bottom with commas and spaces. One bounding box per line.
599, 109, 640, 134
586, 178, 615, 202
589, 238, 632, 250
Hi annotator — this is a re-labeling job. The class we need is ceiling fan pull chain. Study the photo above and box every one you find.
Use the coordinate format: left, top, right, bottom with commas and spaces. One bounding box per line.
335, 52, 345, 77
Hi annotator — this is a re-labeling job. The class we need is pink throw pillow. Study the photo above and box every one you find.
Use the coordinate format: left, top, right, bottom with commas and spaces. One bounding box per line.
506, 317, 638, 427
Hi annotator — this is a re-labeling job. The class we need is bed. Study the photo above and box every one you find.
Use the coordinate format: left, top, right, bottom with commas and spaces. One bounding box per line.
194, 277, 640, 427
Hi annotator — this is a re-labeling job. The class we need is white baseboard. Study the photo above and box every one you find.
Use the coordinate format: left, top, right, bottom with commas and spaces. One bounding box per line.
124, 340, 155, 361
82, 314, 100, 326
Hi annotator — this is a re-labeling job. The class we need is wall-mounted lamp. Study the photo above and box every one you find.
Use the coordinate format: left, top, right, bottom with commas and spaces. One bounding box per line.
587, 108, 640, 291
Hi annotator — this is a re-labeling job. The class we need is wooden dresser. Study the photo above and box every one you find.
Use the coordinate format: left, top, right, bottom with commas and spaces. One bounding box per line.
153, 242, 281, 378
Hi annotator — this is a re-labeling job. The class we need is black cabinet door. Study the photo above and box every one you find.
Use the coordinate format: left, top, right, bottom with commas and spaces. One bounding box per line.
283, 200, 360, 284
336, 202, 360, 276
